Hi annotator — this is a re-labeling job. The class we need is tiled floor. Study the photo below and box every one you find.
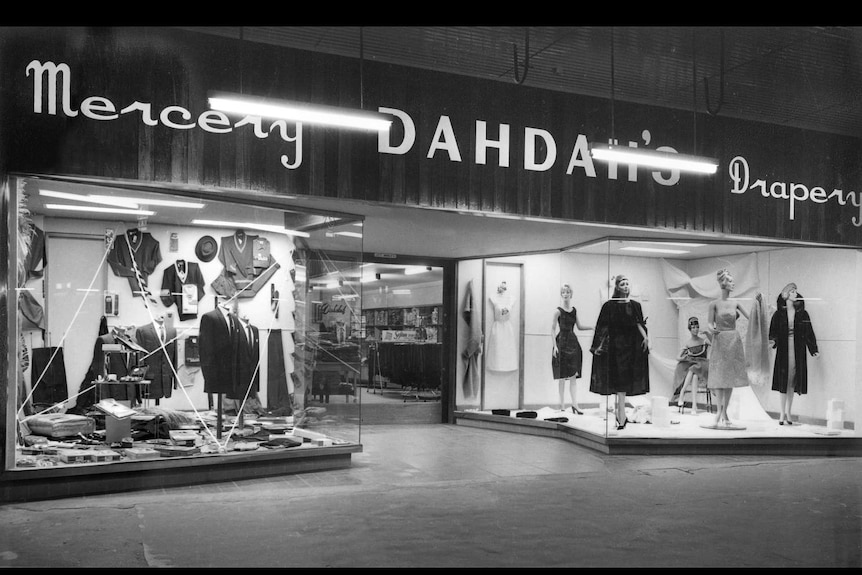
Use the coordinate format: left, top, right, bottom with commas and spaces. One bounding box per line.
1, 423, 860, 567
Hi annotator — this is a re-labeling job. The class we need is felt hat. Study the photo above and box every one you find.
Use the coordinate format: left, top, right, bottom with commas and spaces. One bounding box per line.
195, 235, 218, 262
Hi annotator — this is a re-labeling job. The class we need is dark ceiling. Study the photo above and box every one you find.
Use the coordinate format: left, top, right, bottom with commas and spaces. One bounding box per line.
179, 26, 862, 138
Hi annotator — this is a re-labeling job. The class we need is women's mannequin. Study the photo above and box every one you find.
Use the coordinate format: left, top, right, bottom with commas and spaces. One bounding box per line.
768, 283, 818, 425
589, 275, 649, 430
672, 316, 711, 415
552, 283, 594, 414
707, 268, 759, 427
486, 281, 518, 372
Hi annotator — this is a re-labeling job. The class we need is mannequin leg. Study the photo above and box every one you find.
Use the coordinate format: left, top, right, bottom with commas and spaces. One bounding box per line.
557, 379, 566, 411
785, 382, 796, 424
724, 388, 734, 425
779, 392, 789, 423
616, 392, 627, 428
678, 370, 694, 412
689, 374, 699, 415
714, 389, 729, 426
569, 379, 582, 414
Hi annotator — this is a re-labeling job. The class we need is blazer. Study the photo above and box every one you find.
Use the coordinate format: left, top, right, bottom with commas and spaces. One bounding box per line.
199, 308, 239, 394
230, 321, 260, 400
135, 323, 177, 399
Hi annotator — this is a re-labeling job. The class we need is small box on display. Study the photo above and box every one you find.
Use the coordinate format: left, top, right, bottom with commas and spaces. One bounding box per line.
57, 449, 122, 464
105, 416, 132, 444
169, 430, 198, 446
650, 396, 670, 427
827, 398, 845, 430
292, 428, 328, 441
124, 447, 161, 460
152, 444, 201, 457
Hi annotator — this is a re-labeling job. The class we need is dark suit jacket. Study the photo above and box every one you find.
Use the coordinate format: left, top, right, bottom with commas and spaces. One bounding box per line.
199, 308, 238, 394
136, 323, 177, 399
230, 321, 260, 400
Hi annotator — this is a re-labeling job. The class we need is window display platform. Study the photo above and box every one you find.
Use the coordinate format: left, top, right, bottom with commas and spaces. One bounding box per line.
455, 406, 862, 457
5, 409, 362, 503
3, 440, 361, 504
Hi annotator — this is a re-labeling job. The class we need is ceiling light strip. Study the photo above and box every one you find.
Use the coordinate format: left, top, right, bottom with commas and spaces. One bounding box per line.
590, 144, 718, 175
191, 219, 310, 238
44, 203, 155, 216
209, 93, 392, 132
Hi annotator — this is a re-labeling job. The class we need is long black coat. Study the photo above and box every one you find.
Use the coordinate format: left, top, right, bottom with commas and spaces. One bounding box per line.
768, 297, 818, 395
589, 299, 649, 396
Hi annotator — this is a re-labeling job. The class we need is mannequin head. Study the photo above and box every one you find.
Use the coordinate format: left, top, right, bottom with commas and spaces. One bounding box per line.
612, 275, 630, 299
497, 281, 508, 295
717, 268, 734, 291
687, 316, 700, 335
560, 284, 572, 299
777, 283, 804, 310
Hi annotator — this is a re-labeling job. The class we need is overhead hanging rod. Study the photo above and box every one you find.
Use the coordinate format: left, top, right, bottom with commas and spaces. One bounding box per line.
513, 28, 531, 85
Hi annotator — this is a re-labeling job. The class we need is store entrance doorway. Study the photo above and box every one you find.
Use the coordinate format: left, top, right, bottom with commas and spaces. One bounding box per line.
355, 262, 445, 424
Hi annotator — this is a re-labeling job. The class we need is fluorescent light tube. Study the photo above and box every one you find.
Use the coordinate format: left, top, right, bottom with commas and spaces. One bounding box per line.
590, 144, 718, 175
209, 93, 392, 132
392, 289, 411, 295
44, 203, 155, 216
40, 189, 140, 208
90, 195, 205, 209
620, 246, 689, 254
191, 219, 310, 238
633, 241, 706, 247
403, 266, 426, 275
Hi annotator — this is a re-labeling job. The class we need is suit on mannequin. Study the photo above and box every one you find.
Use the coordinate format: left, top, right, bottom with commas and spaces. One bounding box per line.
135, 317, 177, 400
199, 300, 239, 394
231, 317, 260, 401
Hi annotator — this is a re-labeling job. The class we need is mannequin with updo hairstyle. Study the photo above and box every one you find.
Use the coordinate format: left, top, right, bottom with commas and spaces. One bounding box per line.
706, 267, 755, 427
589, 274, 650, 430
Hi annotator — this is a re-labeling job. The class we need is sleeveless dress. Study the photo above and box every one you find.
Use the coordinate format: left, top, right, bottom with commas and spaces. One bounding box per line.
707, 307, 749, 389
486, 296, 518, 371
552, 307, 583, 379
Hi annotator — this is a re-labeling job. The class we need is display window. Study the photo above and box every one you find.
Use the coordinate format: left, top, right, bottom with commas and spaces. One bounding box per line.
456, 239, 858, 442
7, 176, 364, 471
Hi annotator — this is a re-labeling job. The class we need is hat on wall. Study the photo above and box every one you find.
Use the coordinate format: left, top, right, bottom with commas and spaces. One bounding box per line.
195, 235, 218, 262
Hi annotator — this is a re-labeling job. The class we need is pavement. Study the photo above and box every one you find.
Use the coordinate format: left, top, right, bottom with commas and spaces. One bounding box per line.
0, 423, 860, 568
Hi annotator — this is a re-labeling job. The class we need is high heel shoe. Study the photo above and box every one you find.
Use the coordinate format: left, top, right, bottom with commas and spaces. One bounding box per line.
616, 418, 628, 430
677, 403, 684, 414
571, 406, 584, 415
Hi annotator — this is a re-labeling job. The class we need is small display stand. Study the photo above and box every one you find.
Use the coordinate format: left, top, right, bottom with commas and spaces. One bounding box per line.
95, 399, 136, 443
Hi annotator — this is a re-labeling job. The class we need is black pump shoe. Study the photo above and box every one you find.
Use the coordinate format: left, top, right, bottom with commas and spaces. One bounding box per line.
616, 418, 628, 430
571, 406, 584, 415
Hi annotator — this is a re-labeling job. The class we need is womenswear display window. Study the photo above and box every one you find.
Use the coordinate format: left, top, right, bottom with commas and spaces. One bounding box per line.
6, 176, 365, 471
455, 238, 859, 441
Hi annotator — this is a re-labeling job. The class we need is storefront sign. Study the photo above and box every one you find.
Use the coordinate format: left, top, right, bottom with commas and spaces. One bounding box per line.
729, 155, 862, 227
27, 60, 692, 187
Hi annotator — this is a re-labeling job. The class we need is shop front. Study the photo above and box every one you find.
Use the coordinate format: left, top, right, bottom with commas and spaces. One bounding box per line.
1, 27, 861, 502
